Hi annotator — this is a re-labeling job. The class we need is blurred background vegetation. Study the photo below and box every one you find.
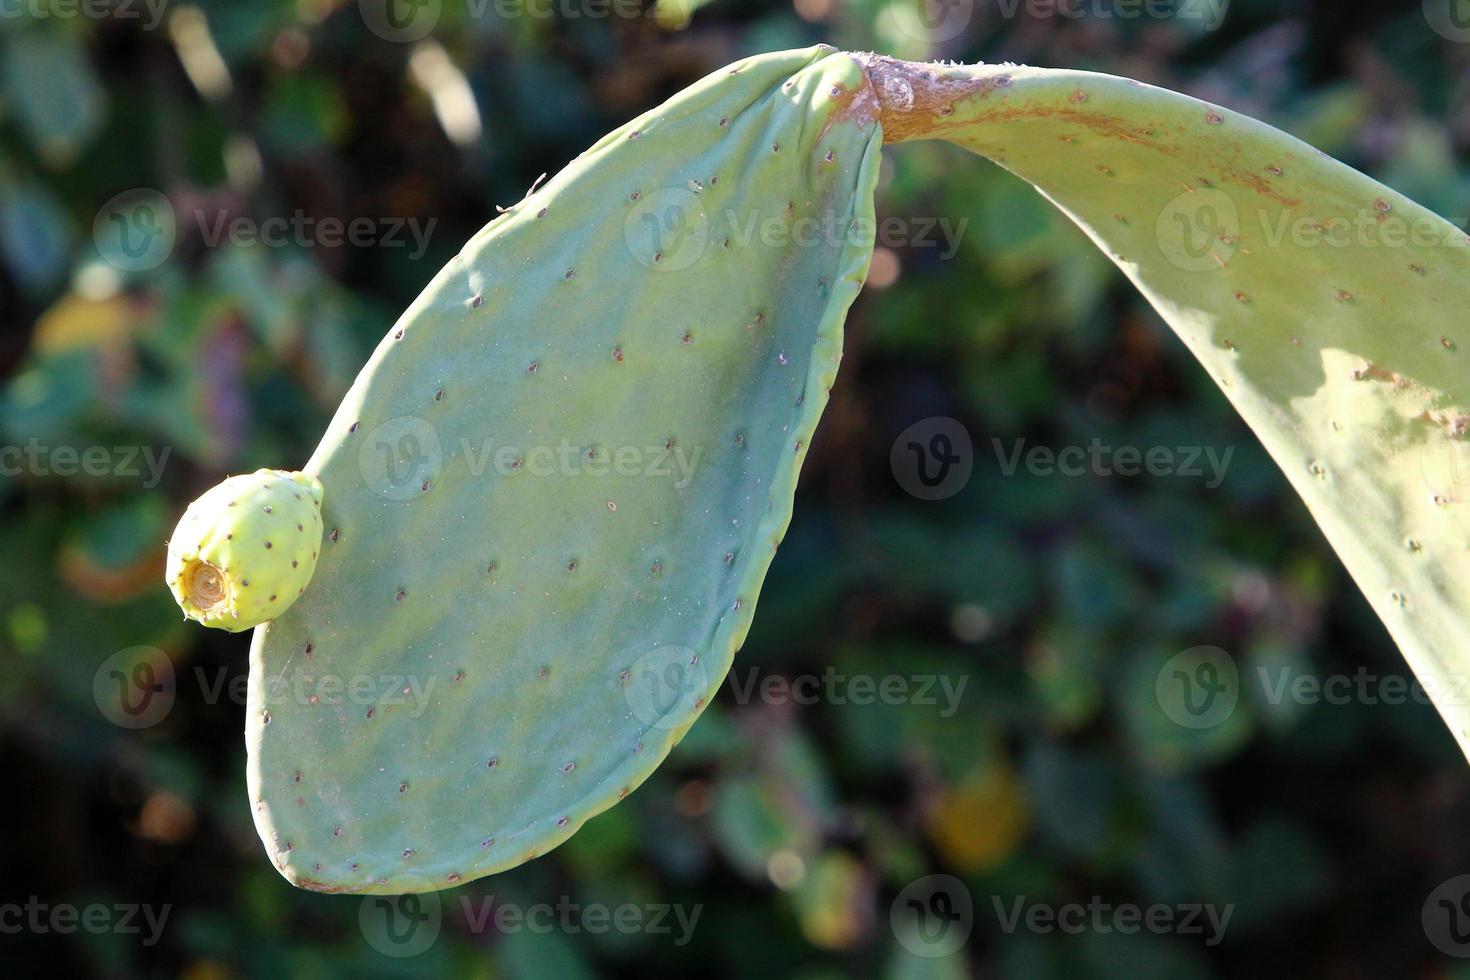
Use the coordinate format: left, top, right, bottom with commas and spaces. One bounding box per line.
4, 0, 1470, 976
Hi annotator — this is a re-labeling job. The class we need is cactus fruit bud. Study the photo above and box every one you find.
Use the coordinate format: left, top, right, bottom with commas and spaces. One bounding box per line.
166, 469, 325, 632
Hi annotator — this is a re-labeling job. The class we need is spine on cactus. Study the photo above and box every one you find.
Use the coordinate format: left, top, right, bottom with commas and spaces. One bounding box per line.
163, 46, 1470, 893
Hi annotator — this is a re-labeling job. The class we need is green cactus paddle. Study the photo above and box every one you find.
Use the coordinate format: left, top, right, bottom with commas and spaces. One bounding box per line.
849, 52, 1470, 764
165, 46, 1470, 893
242, 46, 882, 894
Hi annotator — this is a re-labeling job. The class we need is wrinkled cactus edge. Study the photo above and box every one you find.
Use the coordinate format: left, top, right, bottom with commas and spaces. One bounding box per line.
169, 45, 1470, 893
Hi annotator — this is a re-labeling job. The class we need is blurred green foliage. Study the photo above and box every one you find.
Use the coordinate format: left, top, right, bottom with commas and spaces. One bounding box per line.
4, 0, 1470, 977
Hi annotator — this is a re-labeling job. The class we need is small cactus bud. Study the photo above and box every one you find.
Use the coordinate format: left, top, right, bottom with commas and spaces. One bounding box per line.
166, 469, 325, 632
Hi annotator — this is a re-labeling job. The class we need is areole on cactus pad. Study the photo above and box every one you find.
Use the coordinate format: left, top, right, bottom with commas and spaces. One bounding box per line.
164, 45, 1470, 893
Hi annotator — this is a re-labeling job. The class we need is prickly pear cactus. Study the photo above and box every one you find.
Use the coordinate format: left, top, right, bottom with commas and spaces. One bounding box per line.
245, 46, 882, 893
167, 46, 1470, 893
165, 469, 324, 632
848, 54, 1470, 761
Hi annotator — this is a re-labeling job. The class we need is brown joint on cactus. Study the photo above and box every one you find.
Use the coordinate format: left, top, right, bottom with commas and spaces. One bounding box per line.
183, 558, 229, 615
843, 53, 1002, 144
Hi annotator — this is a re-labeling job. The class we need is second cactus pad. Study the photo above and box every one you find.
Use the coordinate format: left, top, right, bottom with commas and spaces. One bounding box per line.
855, 56, 1470, 763
246, 46, 882, 893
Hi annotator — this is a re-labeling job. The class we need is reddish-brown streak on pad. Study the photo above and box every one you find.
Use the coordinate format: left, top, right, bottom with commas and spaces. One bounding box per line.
847, 54, 1300, 208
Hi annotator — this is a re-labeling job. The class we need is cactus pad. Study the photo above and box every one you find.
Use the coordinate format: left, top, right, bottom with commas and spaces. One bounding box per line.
851, 54, 1470, 761
245, 46, 883, 893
